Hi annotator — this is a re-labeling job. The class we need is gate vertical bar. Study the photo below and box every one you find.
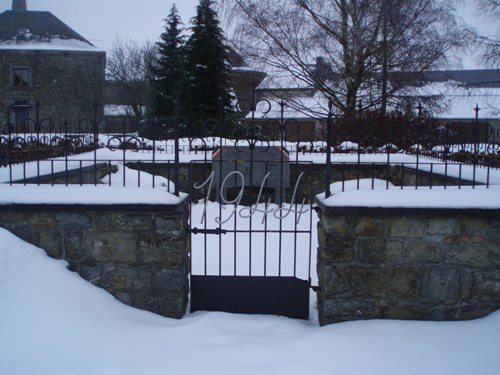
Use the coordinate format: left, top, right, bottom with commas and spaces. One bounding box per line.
278, 100, 285, 276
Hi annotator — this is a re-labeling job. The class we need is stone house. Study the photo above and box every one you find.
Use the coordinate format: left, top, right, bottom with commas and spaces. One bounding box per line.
0, 0, 105, 132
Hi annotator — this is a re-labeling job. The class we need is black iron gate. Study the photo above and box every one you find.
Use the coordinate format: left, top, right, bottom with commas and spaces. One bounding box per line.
188, 140, 317, 319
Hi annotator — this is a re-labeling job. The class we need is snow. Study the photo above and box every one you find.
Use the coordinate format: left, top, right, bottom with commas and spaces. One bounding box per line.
1, 227, 500, 375
104, 164, 176, 191
319, 182, 500, 209
1, 138, 500, 373
104, 105, 132, 116
407, 81, 500, 119
251, 91, 329, 119
231, 66, 264, 73
339, 141, 359, 151
378, 143, 400, 152
432, 143, 500, 155
253, 80, 499, 120
0, 184, 185, 205
258, 68, 314, 91
0, 37, 100, 52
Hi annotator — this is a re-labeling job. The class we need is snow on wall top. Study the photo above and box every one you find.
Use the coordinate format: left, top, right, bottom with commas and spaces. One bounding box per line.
317, 181, 500, 209
0, 185, 186, 206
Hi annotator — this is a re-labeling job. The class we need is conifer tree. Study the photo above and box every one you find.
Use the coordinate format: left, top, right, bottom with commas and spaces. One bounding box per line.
182, 0, 233, 135
152, 4, 186, 120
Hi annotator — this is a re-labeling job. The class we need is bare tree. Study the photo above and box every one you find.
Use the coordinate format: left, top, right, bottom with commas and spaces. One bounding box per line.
106, 38, 156, 123
221, 0, 462, 117
464, 0, 499, 67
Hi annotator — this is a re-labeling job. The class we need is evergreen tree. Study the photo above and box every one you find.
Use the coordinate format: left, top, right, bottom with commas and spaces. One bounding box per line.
182, 0, 233, 136
152, 4, 186, 120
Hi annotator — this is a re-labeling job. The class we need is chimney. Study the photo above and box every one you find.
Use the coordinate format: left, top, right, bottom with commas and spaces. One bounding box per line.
12, 0, 27, 11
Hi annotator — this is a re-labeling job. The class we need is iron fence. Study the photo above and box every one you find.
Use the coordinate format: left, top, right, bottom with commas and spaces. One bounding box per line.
1, 101, 499, 197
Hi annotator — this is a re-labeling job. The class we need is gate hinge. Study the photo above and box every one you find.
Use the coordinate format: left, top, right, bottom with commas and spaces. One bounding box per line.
189, 227, 227, 235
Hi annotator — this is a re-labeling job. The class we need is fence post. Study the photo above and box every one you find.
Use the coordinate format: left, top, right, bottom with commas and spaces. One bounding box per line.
325, 99, 333, 198
152, 117, 157, 189
7, 117, 13, 185
473, 104, 480, 188
93, 117, 99, 185
415, 103, 422, 189
64, 120, 69, 185
122, 119, 127, 187
35, 100, 40, 126
174, 98, 180, 197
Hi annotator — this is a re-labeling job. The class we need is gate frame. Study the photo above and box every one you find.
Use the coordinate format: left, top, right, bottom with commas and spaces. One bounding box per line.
186, 100, 323, 319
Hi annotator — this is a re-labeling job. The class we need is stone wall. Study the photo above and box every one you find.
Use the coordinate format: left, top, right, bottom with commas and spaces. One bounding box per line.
316, 205, 500, 325
0, 201, 190, 319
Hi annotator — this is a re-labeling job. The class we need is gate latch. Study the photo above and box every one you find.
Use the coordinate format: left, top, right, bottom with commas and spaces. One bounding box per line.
189, 227, 227, 235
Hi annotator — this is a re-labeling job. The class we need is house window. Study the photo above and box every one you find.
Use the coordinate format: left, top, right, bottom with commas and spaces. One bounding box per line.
12, 67, 31, 88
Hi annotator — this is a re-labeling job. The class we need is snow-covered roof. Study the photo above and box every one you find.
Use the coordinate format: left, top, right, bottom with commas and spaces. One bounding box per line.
0, 10, 99, 52
0, 37, 101, 52
104, 105, 134, 117
250, 92, 329, 120
404, 81, 500, 119
251, 79, 499, 120
421, 70, 500, 88
257, 67, 315, 91
439, 93, 499, 120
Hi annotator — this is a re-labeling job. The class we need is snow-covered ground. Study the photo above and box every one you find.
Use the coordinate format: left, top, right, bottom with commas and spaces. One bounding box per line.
1, 228, 499, 375
1, 139, 500, 374
2, 140, 500, 187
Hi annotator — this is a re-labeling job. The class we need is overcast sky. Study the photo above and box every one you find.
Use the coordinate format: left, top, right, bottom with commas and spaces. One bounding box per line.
0, 0, 201, 51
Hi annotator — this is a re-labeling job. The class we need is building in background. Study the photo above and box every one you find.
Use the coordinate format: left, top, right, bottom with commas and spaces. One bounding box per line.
252, 63, 500, 142
0, 0, 105, 131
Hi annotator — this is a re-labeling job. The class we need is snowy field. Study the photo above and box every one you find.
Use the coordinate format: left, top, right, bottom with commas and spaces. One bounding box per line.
0, 228, 499, 375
